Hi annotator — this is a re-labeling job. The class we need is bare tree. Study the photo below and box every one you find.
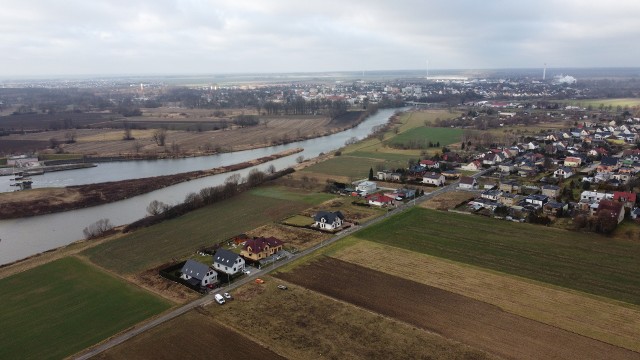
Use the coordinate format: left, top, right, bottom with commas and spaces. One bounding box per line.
152, 128, 167, 146
225, 173, 242, 186
123, 120, 134, 140
132, 141, 143, 154
146, 200, 168, 216
266, 164, 276, 174
296, 155, 305, 164
83, 218, 113, 239
64, 130, 77, 143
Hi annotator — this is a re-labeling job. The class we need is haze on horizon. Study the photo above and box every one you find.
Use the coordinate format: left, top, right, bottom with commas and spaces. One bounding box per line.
1, 0, 639, 78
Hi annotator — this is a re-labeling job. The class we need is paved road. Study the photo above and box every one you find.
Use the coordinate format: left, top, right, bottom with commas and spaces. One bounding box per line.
74, 167, 494, 359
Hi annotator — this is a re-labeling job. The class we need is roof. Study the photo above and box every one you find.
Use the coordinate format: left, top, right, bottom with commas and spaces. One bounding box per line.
597, 199, 624, 216
459, 176, 476, 185
214, 248, 241, 267
367, 194, 394, 203
314, 211, 345, 223
243, 237, 284, 253
613, 192, 637, 204
600, 157, 619, 166
423, 172, 443, 180
181, 259, 211, 281
542, 185, 560, 190
420, 159, 437, 165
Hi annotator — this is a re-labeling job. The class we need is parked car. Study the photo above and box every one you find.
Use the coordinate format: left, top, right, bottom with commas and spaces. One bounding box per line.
223, 292, 232, 299
255, 278, 265, 284
214, 294, 225, 305
242, 269, 251, 275
277, 284, 288, 290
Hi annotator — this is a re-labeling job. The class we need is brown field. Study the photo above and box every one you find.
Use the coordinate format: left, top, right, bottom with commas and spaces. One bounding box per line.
208, 277, 494, 360
333, 240, 640, 353
1, 112, 358, 156
246, 223, 331, 251
93, 310, 285, 360
420, 190, 475, 210
277, 257, 640, 360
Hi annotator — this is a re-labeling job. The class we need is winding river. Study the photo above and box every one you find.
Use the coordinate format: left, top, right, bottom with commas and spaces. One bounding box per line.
0, 108, 402, 265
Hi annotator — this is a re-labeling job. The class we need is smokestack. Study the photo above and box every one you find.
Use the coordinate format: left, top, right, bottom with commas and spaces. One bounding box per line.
543, 63, 547, 81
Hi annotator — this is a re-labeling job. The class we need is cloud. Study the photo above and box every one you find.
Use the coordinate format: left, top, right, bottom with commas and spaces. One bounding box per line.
0, 0, 638, 76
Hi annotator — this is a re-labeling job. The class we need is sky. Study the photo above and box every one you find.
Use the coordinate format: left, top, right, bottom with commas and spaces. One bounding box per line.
1, 0, 639, 77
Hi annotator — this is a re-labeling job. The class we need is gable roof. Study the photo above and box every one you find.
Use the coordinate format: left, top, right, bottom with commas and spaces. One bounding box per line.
314, 210, 344, 223
366, 193, 394, 203
459, 176, 476, 185
423, 172, 443, 180
600, 157, 619, 166
214, 248, 241, 267
181, 259, 210, 281
597, 199, 624, 216
613, 191, 637, 204
243, 237, 284, 253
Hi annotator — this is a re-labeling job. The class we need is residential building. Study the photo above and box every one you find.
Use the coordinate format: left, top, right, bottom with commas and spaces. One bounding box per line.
240, 237, 285, 261
597, 200, 625, 224
422, 172, 445, 186
213, 248, 245, 276
458, 176, 478, 190
180, 259, 217, 287
313, 211, 345, 230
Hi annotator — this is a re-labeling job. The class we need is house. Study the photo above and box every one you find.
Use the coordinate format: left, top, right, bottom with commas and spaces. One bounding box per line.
422, 172, 445, 186
461, 160, 482, 171
564, 156, 582, 167
498, 192, 519, 206
367, 193, 395, 207
356, 181, 377, 194
613, 192, 637, 210
499, 180, 520, 194
240, 237, 285, 261
458, 176, 478, 190
541, 185, 561, 199
442, 170, 461, 179
597, 200, 625, 224
543, 201, 568, 217
598, 157, 620, 173
481, 190, 501, 201
580, 191, 613, 202
313, 211, 345, 230
419, 159, 440, 169
213, 248, 245, 276
376, 170, 392, 181
394, 188, 416, 199
482, 153, 503, 166
180, 259, 217, 287
498, 162, 515, 174
525, 194, 549, 208
554, 167, 573, 179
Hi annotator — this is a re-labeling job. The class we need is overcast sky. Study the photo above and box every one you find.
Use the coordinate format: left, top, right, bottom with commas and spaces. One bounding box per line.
1, 0, 639, 77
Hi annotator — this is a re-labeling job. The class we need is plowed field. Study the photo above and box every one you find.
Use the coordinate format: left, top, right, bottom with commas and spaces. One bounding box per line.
277, 257, 640, 360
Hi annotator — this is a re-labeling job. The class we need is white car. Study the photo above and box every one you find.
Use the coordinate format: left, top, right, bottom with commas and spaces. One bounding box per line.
223, 292, 232, 299
214, 294, 225, 305
242, 269, 251, 275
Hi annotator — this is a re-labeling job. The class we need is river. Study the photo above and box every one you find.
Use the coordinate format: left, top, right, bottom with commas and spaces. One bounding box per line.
0, 108, 402, 265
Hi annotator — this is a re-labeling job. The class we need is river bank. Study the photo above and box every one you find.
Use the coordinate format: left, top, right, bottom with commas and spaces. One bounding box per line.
0, 148, 302, 220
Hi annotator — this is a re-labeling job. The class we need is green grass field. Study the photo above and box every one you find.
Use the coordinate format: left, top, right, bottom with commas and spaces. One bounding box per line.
282, 214, 315, 226
249, 186, 336, 204
353, 208, 640, 305
386, 127, 462, 149
301, 155, 387, 179
0, 257, 171, 360
348, 151, 417, 163
84, 192, 311, 274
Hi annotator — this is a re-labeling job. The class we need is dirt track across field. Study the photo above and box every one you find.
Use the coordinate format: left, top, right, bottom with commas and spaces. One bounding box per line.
277, 257, 640, 360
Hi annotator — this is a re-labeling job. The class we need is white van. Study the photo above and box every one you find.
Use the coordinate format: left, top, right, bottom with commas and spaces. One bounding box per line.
214, 293, 225, 305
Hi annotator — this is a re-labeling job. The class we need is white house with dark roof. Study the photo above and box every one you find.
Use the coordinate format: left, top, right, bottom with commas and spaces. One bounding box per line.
422, 172, 445, 186
213, 248, 245, 276
458, 176, 478, 190
313, 211, 345, 230
180, 259, 217, 287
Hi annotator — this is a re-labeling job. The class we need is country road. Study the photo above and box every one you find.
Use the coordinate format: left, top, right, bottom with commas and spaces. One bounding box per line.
73, 167, 494, 359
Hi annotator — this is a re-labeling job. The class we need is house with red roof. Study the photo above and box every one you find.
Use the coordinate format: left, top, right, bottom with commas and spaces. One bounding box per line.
419, 159, 440, 169
366, 193, 395, 207
240, 237, 284, 262
613, 191, 637, 210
